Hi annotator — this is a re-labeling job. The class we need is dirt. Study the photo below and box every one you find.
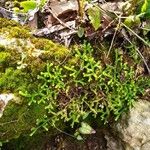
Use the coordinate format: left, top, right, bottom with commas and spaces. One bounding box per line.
44, 129, 107, 150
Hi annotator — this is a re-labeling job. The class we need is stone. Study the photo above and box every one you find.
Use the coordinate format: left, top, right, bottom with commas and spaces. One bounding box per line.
0, 93, 14, 117
114, 100, 150, 150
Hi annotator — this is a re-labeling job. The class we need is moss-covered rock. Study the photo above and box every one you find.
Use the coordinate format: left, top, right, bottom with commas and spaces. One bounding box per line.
0, 17, 69, 91
0, 18, 22, 28
0, 17, 69, 142
0, 96, 46, 141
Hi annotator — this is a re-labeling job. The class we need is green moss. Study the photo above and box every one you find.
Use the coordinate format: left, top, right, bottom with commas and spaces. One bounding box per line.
25, 57, 46, 77
0, 52, 11, 71
0, 99, 47, 142
0, 52, 11, 63
0, 26, 31, 39
0, 45, 6, 52
68, 57, 79, 65
0, 18, 20, 29
0, 68, 30, 92
31, 38, 70, 59
0, 17, 31, 39
0, 17, 71, 142
0, 17, 71, 92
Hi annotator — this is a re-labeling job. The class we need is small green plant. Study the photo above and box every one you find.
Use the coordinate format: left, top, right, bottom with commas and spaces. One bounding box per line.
141, 0, 150, 17
20, 42, 144, 138
87, 5, 101, 30
13, 0, 48, 13
123, 0, 150, 27
20, 1, 37, 12
74, 122, 96, 140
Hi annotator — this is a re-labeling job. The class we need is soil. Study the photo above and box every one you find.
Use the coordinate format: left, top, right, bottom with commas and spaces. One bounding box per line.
2, 129, 108, 150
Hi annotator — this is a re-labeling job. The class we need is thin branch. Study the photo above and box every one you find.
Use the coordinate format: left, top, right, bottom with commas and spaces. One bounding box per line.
123, 35, 150, 75
101, 19, 116, 33
46, 8, 75, 30
53, 125, 77, 139
106, 15, 122, 58
122, 23, 150, 48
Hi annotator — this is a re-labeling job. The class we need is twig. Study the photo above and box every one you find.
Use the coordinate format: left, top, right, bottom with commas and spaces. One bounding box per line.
101, 19, 116, 33
47, 8, 74, 30
122, 34, 150, 75
54, 125, 77, 139
136, 48, 150, 75
122, 23, 150, 48
106, 15, 121, 58
140, 27, 150, 31
0, 119, 18, 126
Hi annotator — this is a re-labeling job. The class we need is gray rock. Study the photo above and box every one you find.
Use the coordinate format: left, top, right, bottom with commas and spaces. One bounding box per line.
0, 93, 14, 118
114, 100, 150, 150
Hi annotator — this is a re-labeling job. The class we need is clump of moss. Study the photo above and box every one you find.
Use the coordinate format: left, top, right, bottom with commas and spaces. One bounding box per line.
0, 52, 11, 63
0, 98, 48, 141
31, 38, 70, 59
0, 67, 30, 92
0, 18, 70, 92
0, 17, 31, 39
0, 26, 31, 39
0, 18, 20, 28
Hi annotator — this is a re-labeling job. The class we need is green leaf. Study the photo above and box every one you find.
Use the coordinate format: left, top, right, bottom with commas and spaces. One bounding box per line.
141, 0, 150, 17
39, 0, 47, 8
77, 135, 83, 140
124, 15, 140, 27
78, 122, 96, 134
20, 1, 37, 12
87, 6, 101, 30
77, 26, 85, 38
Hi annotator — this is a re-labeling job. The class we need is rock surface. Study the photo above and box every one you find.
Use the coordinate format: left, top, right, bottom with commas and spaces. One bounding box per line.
0, 93, 14, 117
113, 100, 150, 150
